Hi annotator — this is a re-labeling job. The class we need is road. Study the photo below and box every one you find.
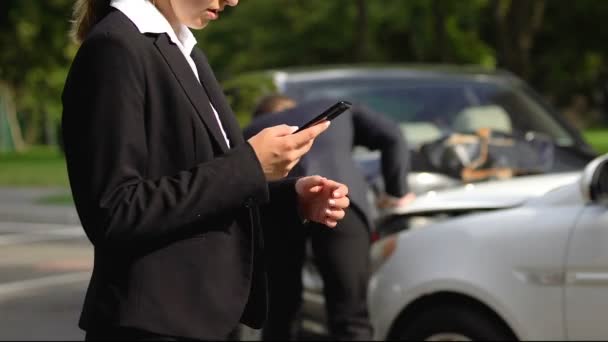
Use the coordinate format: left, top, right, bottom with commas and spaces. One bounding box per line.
0, 221, 91, 341
0, 188, 327, 341
0, 188, 89, 340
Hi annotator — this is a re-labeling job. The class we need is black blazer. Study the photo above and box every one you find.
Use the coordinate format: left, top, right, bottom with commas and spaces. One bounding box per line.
244, 99, 410, 228
61, 10, 298, 340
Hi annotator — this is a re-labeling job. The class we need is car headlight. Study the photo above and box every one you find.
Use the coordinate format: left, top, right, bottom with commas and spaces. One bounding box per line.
370, 234, 398, 273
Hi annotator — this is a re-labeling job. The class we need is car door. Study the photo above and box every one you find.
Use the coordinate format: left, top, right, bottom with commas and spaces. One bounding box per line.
565, 204, 608, 340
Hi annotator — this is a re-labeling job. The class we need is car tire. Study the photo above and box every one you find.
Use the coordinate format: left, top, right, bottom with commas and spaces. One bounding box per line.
393, 305, 516, 341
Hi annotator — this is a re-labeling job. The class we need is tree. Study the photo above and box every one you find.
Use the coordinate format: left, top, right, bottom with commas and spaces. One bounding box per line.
0, 0, 75, 145
354, 0, 370, 62
4, 0, 608, 146
0, 83, 25, 152
492, 0, 546, 80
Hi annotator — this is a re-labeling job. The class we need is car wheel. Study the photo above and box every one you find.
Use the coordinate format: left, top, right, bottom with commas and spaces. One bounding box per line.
393, 305, 515, 341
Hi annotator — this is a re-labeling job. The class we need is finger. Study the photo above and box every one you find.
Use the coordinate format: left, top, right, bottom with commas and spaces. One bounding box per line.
282, 138, 314, 165
324, 220, 338, 228
328, 196, 349, 209
321, 179, 349, 198
296, 175, 324, 195
323, 211, 341, 228
333, 184, 349, 198
301, 175, 324, 188
308, 185, 323, 193
266, 124, 299, 137
290, 121, 330, 147
293, 139, 315, 157
300, 176, 325, 193
324, 207, 346, 221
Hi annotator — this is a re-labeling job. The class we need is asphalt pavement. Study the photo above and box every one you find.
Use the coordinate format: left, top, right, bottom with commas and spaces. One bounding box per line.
0, 187, 326, 341
0, 187, 89, 341
0, 188, 79, 225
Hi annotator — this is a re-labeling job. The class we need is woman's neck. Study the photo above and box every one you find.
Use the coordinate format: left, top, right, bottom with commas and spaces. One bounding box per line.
153, 0, 182, 36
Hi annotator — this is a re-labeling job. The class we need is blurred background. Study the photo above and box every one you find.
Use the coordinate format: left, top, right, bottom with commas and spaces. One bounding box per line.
4, 0, 608, 180
2, 0, 608, 340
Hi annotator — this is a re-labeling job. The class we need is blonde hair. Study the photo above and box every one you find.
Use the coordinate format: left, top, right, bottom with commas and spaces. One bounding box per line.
70, 0, 112, 43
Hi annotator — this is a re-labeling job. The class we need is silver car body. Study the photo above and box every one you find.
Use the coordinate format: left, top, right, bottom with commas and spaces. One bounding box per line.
370, 169, 608, 340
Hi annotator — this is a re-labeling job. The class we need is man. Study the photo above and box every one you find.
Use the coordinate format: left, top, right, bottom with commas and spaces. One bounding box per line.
244, 95, 415, 341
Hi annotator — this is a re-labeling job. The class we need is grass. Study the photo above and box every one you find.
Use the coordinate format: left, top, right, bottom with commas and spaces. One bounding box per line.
0, 129, 607, 189
35, 192, 74, 205
0, 145, 69, 187
583, 129, 608, 154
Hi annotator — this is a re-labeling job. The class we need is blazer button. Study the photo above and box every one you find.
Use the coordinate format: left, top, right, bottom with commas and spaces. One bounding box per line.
244, 197, 254, 208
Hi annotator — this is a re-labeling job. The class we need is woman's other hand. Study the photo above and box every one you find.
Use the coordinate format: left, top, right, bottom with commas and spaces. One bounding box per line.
296, 176, 349, 228
248, 122, 330, 181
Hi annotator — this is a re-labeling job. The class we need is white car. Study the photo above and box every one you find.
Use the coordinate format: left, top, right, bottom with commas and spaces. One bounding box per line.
368, 154, 608, 341
238, 160, 604, 341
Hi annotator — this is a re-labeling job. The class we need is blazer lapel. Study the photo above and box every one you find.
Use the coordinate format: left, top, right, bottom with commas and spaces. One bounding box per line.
153, 34, 229, 153
191, 49, 245, 146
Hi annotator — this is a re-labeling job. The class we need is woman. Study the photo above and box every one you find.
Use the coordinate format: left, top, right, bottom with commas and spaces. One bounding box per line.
62, 0, 350, 340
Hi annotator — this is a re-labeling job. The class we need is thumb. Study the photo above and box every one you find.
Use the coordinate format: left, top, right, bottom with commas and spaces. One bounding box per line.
309, 176, 327, 193
296, 175, 325, 194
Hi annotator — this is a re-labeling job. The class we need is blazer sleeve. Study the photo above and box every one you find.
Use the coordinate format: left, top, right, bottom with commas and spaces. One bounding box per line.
61, 33, 269, 246
258, 178, 302, 235
352, 105, 411, 196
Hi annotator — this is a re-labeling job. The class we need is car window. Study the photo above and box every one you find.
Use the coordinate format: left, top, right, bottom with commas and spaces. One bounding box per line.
285, 78, 575, 148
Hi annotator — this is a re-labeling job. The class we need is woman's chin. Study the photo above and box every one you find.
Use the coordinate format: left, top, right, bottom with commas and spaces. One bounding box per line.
188, 19, 210, 30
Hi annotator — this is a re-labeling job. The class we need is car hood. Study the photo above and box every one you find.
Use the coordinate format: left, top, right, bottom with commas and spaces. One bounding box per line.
385, 172, 581, 216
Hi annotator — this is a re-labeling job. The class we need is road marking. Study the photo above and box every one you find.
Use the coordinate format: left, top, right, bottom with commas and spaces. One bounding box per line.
0, 232, 84, 246
0, 272, 90, 301
0, 222, 85, 246
0, 222, 82, 233
34, 259, 93, 272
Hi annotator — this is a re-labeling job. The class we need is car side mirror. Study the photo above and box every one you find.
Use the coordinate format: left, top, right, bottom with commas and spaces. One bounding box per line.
580, 153, 608, 204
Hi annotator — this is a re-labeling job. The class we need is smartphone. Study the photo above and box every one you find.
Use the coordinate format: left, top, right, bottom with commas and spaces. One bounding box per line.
293, 101, 352, 133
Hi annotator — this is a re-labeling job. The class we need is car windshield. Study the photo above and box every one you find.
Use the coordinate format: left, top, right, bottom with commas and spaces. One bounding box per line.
284, 77, 575, 148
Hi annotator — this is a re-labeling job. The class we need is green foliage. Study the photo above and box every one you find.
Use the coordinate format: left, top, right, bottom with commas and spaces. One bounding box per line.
3, 0, 608, 146
583, 128, 608, 154
533, 0, 608, 106
195, 0, 361, 77
367, 0, 494, 65
36, 192, 73, 205
0, 145, 68, 186
0, 0, 75, 144
196, 0, 495, 77
222, 71, 278, 127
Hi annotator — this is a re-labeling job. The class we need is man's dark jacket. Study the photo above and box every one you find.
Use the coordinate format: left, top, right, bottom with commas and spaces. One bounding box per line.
244, 98, 410, 227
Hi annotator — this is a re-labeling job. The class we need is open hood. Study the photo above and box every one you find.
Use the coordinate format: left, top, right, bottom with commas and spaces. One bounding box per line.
385, 172, 581, 216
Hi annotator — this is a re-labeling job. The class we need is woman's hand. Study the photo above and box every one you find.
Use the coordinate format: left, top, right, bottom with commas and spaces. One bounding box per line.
296, 176, 350, 228
248, 122, 330, 181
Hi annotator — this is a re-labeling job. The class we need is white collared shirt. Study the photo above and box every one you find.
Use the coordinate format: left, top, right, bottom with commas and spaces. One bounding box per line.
110, 0, 231, 148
